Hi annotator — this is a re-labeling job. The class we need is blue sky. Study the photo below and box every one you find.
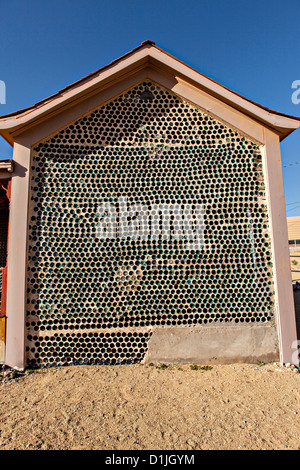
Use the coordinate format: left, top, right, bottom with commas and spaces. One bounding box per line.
0, 0, 300, 214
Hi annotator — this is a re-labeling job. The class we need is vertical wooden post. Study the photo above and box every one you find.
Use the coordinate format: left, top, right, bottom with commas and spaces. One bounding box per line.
262, 129, 299, 366
5, 141, 31, 370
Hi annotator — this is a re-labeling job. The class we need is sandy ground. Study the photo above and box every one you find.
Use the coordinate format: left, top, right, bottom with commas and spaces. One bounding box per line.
0, 361, 299, 451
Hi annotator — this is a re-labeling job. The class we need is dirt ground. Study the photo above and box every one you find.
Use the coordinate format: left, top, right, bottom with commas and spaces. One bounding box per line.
0, 361, 299, 451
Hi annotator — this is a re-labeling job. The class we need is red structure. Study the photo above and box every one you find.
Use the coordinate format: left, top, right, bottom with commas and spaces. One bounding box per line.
0, 163, 12, 362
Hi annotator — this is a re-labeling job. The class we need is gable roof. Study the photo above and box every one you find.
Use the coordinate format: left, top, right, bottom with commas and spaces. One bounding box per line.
0, 39, 299, 146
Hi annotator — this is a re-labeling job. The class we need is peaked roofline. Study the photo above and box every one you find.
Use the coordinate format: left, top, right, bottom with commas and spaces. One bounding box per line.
0, 40, 299, 145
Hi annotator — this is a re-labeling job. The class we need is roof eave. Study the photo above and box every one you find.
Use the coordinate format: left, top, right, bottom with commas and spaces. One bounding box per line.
0, 41, 299, 145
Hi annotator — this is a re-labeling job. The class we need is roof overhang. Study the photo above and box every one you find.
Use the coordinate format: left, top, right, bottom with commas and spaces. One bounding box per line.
0, 159, 14, 178
0, 40, 299, 146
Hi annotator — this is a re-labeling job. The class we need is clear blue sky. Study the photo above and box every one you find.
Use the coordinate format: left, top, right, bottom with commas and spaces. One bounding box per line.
0, 0, 300, 214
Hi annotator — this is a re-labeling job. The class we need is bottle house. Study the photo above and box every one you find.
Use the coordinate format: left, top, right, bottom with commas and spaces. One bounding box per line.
0, 41, 299, 370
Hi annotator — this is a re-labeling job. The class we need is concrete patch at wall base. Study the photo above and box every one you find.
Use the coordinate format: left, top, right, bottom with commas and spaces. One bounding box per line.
143, 323, 279, 365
